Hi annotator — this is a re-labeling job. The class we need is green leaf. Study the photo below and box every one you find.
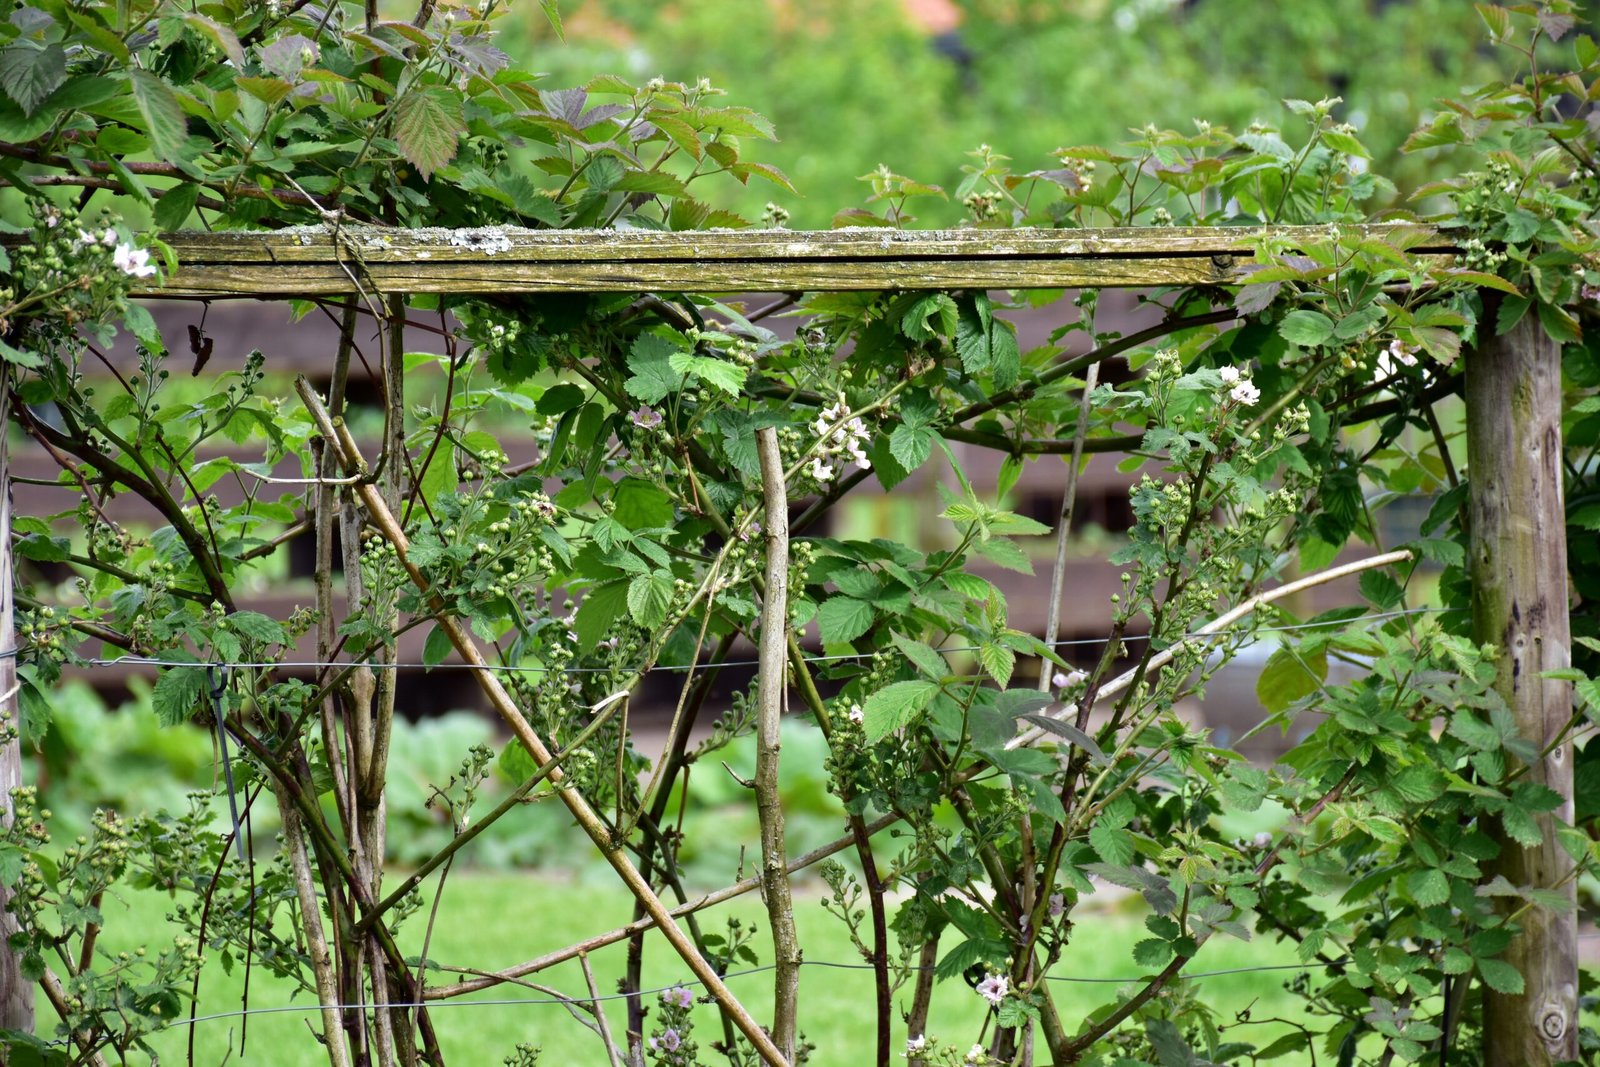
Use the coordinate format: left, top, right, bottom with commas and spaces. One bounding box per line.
152, 183, 202, 230
0, 40, 65, 115
817, 596, 875, 644
422, 625, 454, 668
1476, 957, 1524, 995
1278, 309, 1335, 347
1019, 714, 1107, 764
667, 351, 747, 397
861, 680, 939, 742
624, 333, 685, 404
574, 581, 629, 652
889, 423, 934, 472
129, 70, 188, 163
626, 570, 675, 629
1256, 647, 1326, 714
970, 535, 1032, 574
393, 87, 465, 181
901, 293, 958, 343
1406, 868, 1449, 907
1090, 823, 1135, 865
978, 642, 1015, 687
890, 633, 947, 679
1131, 937, 1174, 968
152, 660, 208, 727
227, 611, 286, 646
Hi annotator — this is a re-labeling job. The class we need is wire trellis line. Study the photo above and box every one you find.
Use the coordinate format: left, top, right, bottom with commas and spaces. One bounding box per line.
159, 957, 1355, 1031
69, 607, 1449, 676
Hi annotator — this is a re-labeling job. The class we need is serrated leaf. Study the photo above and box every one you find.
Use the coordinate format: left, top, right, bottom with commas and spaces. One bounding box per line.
152, 182, 201, 230
1256, 646, 1326, 714
890, 633, 947, 679
129, 69, 188, 163
574, 581, 629, 652
978, 642, 1015, 687
861, 680, 939, 742
0, 40, 65, 115
817, 596, 875, 644
889, 424, 934, 472
152, 660, 208, 727
1476, 957, 1524, 995
626, 570, 674, 630
1132, 937, 1174, 968
1407, 868, 1449, 907
228, 611, 286, 646
667, 351, 747, 397
393, 87, 465, 181
624, 333, 685, 403
422, 625, 453, 668
1278, 309, 1335, 347
1090, 823, 1135, 865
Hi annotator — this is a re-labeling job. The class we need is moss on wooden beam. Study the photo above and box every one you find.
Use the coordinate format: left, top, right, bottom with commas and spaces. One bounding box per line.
128, 223, 1453, 297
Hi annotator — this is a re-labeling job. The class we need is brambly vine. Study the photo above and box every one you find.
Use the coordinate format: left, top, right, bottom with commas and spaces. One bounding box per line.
1, 0, 1600, 1065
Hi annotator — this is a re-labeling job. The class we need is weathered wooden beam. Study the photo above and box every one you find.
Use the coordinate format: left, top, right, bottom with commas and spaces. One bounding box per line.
1467, 303, 1577, 1065
133, 223, 1452, 296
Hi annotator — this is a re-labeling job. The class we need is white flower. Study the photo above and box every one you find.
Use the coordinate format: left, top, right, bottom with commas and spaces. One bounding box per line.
967, 1045, 988, 1064
1585, 284, 1600, 303
1386, 338, 1419, 367
101, 229, 117, 247
75, 229, 97, 248
1049, 893, 1065, 919
810, 457, 835, 482
976, 973, 1009, 1006
44, 213, 58, 228
848, 703, 864, 725
1217, 364, 1242, 384
630, 405, 663, 429
1254, 831, 1273, 849
906, 1034, 927, 1054
112, 243, 156, 278
1228, 380, 1260, 407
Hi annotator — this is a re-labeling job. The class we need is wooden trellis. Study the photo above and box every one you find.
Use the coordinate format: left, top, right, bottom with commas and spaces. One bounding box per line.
4, 223, 1575, 1065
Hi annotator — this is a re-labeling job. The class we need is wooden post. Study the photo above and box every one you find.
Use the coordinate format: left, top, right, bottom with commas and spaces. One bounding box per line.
1467, 303, 1577, 1064
0, 371, 34, 1032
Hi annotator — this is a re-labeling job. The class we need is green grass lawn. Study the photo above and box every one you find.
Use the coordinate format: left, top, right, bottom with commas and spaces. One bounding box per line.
66, 872, 1311, 1066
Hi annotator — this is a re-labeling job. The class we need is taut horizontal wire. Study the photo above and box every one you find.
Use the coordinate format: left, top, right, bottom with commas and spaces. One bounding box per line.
160, 956, 1356, 1031
71, 607, 1448, 675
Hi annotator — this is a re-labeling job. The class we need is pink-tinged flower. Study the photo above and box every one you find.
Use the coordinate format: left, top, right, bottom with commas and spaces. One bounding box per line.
1229, 380, 1261, 407
1585, 284, 1600, 303
1049, 893, 1065, 919
905, 1034, 928, 1054
1254, 831, 1273, 849
659, 1028, 681, 1052
631, 405, 663, 429
76, 229, 97, 248
112, 243, 156, 278
1385, 338, 1419, 368
810, 457, 835, 482
1052, 669, 1086, 690
848, 703, 864, 725
101, 229, 117, 247
662, 985, 694, 1009
976, 973, 1009, 1006
1217, 365, 1243, 385
967, 1044, 989, 1064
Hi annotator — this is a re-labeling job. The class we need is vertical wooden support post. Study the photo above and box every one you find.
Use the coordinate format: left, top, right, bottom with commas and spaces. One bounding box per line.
0, 373, 34, 1032
1467, 304, 1577, 1064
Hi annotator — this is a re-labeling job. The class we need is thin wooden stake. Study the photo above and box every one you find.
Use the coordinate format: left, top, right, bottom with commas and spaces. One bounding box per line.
1467, 305, 1577, 1065
295, 379, 789, 1067
0, 369, 31, 1033
755, 427, 799, 1063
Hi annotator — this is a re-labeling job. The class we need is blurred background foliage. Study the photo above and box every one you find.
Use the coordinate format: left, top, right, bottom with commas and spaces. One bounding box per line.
498, 0, 1571, 228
